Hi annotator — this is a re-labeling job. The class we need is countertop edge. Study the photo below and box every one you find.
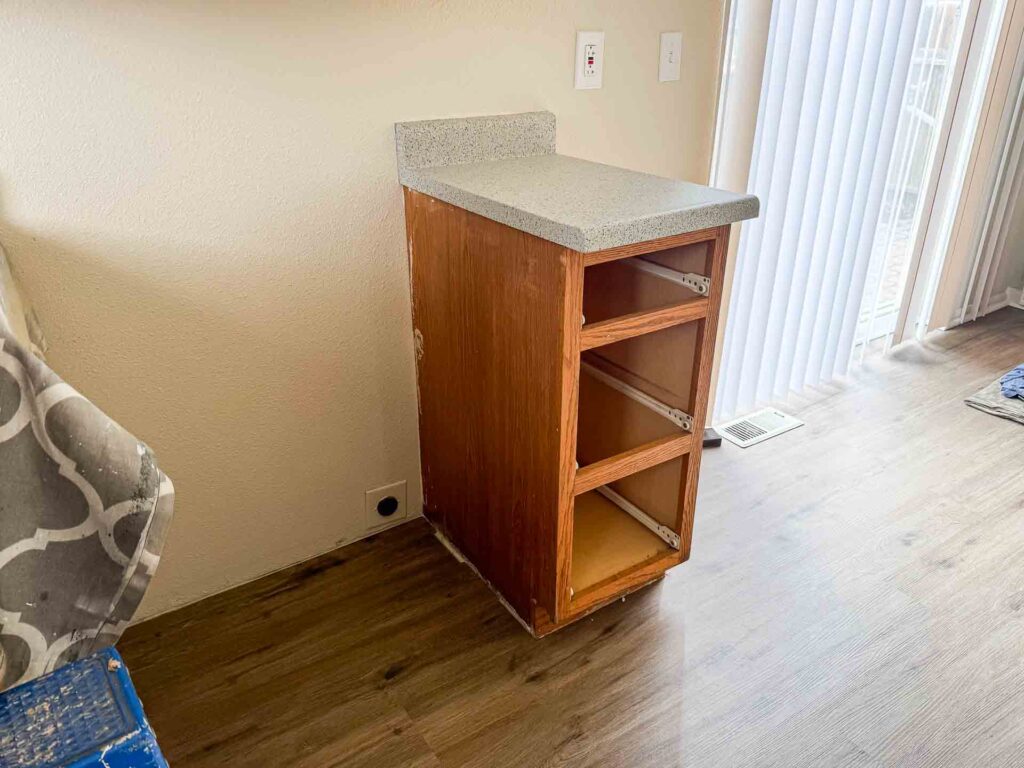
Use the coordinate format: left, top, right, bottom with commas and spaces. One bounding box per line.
401, 168, 589, 250
401, 168, 760, 253
578, 196, 760, 252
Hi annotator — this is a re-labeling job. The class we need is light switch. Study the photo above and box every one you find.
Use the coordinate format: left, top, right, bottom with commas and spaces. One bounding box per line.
575, 31, 605, 90
659, 32, 682, 82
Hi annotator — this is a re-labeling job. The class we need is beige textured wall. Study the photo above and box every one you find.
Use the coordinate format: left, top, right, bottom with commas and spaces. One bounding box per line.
0, 0, 725, 619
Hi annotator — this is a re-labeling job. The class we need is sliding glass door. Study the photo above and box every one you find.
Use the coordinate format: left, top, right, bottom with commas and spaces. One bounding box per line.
713, 0, 1002, 421
855, 1, 967, 355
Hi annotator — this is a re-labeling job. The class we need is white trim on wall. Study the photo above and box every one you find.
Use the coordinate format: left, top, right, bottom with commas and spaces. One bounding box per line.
706, 0, 773, 418
929, 0, 1024, 328
947, 287, 1016, 326
1008, 285, 1024, 308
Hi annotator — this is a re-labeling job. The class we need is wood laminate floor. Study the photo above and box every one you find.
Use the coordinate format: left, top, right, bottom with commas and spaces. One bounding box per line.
121, 308, 1024, 768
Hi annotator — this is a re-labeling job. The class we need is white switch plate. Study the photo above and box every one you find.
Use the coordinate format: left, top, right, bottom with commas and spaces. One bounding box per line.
659, 31, 682, 82
575, 31, 605, 90
365, 480, 408, 529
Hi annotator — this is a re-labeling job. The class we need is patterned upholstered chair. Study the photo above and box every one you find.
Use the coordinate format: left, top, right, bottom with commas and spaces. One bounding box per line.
0, 245, 172, 765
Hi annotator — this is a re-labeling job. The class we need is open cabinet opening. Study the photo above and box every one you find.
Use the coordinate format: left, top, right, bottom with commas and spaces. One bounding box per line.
576, 322, 699, 467
582, 240, 712, 325
570, 457, 684, 597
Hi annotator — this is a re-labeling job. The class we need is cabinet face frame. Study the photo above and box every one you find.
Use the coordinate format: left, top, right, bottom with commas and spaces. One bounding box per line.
553, 225, 731, 625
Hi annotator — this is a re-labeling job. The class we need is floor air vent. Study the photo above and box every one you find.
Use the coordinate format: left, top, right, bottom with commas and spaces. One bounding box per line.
716, 408, 803, 448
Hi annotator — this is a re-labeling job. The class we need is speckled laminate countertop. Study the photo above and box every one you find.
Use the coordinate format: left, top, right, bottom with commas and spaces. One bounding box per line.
395, 111, 758, 253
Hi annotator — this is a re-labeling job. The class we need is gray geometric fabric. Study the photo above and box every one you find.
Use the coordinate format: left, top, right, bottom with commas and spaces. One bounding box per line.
0, 247, 173, 690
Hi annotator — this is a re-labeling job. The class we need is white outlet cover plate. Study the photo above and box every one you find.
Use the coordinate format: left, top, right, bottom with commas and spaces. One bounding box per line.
575, 31, 604, 90
659, 32, 682, 82
365, 480, 408, 528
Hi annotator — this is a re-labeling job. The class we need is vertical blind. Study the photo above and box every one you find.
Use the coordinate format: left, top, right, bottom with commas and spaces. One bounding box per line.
715, 1, 965, 420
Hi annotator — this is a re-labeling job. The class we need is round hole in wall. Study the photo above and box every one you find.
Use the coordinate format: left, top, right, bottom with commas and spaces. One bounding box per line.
377, 496, 400, 517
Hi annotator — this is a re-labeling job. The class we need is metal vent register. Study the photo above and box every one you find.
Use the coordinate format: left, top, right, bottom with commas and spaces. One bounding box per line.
717, 408, 803, 448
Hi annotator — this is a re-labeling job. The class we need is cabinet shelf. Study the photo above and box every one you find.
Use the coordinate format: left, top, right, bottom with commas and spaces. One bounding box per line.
571, 489, 672, 596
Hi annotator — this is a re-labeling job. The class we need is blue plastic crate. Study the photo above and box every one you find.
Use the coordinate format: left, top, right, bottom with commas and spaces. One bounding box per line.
0, 648, 167, 768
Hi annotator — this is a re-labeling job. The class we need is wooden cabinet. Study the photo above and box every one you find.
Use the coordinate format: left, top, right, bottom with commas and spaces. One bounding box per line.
403, 188, 731, 635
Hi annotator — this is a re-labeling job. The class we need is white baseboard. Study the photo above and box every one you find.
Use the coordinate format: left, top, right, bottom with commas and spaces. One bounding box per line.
1008, 286, 1024, 310
946, 288, 1018, 327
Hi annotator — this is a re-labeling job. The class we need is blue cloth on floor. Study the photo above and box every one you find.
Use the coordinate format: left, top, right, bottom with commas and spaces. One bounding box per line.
1001, 364, 1024, 399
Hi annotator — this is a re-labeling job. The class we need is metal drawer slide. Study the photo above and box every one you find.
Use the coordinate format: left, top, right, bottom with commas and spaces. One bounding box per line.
580, 361, 693, 432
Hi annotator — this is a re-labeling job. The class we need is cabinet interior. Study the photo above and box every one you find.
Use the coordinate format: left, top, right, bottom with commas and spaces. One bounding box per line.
581, 241, 712, 325
570, 457, 683, 596
569, 240, 714, 606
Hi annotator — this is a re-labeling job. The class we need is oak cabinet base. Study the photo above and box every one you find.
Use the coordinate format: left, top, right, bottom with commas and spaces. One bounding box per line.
404, 188, 730, 634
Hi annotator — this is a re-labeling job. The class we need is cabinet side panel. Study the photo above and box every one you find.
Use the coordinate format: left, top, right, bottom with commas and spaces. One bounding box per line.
405, 189, 571, 620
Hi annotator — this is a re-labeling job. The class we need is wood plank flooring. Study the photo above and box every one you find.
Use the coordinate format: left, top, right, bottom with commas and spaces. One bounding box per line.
120, 308, 1024, 767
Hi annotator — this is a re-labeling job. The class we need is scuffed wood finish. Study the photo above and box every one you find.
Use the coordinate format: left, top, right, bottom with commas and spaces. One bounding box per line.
121, 308, 1024, 768
405, 189, 575, 620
